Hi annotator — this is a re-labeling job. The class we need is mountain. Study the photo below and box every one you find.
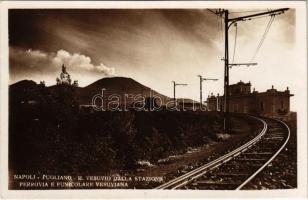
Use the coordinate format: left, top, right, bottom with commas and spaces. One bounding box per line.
9, 80, 43, 103
10, 79, 37, 90
9, 77, 171, 106
78, 77, 170, 105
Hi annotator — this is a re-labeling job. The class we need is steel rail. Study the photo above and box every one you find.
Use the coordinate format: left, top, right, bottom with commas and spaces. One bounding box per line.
235, 118, 290, 190
155, 115, 267, 189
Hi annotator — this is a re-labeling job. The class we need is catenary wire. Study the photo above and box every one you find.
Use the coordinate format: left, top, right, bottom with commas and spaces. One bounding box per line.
250, 15, 275, 62
232, 24, 238, 63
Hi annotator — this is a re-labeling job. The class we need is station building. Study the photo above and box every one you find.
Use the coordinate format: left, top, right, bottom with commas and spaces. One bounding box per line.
207, 81, 294, 118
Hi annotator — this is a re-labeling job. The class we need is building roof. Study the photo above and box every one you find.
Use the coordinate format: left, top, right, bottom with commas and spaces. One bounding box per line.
207, 82, 294, 99
230, 80, 251, 86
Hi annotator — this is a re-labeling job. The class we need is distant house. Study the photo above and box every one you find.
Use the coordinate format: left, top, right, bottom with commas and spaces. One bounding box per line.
207, 81, 294, 118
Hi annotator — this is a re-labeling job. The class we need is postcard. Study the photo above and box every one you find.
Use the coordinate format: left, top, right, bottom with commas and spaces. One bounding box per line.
0, 1, 307, 199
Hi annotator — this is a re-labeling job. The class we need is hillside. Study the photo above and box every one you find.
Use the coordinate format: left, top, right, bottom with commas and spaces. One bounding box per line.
78, 77, 170, 105
10, 77, 171, 106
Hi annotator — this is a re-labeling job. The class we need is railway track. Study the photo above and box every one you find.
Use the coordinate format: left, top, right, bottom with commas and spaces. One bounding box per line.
155, 115, 290, 190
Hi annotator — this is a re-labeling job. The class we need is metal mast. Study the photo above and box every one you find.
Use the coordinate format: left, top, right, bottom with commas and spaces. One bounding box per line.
172, 81, 188, 108
212, 8, 289, 132
198, 75, 218, 109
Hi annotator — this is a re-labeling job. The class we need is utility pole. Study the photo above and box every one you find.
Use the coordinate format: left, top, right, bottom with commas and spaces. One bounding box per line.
210, 8, 289, 133
198, 75, 218, 109
172, 81, 188, 108
224, 9, 229, 132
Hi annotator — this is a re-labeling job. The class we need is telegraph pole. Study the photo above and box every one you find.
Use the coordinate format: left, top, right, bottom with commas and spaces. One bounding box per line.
224, 9, 229, 132
198, 75, 203, 107
214, 8, 289, 133
172, 81, 188, 108
198, 75, 218, 109
173, 81, 176, 105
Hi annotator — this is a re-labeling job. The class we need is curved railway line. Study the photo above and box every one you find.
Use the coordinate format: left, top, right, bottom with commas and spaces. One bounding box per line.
155, 115, 290, 190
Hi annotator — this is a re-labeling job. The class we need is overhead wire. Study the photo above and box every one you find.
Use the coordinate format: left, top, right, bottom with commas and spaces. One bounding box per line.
207, 9, 278, 63
233, 14, 277, 22
216, 14, 223, 44
207, 9, 218, 16
206, 8, 283, 72
250, 15, 275, 62
229, 10, 269, 14
220, 16, 224, 43
206, 9, 225, 44
232, 23, 238, 63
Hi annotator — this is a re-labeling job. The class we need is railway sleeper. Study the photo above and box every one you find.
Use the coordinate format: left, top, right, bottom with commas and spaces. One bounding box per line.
210, 164, 260, 174
241, 155, 272, 160
242, 152, 272, 155
221, 162, 265, 169
267, 129, 284, 133
192, 180, 242, 186
267, 131, 285, 135
185, 184, 235, 190
250, 146, 275, 152
213, 173, 250, 177
241, 152, 273, 159
202, 175, 248, 184
233, 158, 267, 162
263, 137, 284, 140
268, 127, 284, 131
265, 134, 285, 138
258, 140, 282, 144
199, 176, 234, 183
255, 143, 281, 148
190, 181, 242, 190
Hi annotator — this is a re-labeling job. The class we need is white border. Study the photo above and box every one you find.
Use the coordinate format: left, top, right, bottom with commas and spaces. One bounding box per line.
0, 1, 307, 199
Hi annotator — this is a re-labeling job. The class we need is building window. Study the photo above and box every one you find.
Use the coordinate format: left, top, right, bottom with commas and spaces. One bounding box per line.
260, 102, 264, 111
281, 101, 284, 109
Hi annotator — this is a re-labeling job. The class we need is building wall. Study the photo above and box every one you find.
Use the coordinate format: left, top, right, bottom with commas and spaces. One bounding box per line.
229, 96, 252, 113
229, 82, 251, 95
208, 96, 218, 111
207, 82, 293, 117
255, 94, 291, 116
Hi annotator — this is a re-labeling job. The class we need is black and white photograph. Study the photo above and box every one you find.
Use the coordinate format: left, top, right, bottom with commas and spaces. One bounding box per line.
0, 1, 307, 198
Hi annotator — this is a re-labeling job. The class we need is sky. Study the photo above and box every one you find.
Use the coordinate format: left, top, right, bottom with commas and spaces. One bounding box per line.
9, 9, 299, 110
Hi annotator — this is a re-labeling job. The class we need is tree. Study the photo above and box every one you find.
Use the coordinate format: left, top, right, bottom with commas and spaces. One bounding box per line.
68, 74, 72, 85
56, 77, 61, 85
73, 80, 79, 87
39, 81, 46, 87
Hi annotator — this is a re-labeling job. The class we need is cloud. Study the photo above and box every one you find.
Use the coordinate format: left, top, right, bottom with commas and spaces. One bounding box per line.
52, 49, 115, 75
26, 49, 48, 58
10, 47, 115, 85
96, 63, 115, 75
10, 48, 53, 72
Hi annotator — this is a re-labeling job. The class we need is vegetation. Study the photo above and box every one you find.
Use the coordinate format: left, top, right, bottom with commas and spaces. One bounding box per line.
9, 82, 225, 175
